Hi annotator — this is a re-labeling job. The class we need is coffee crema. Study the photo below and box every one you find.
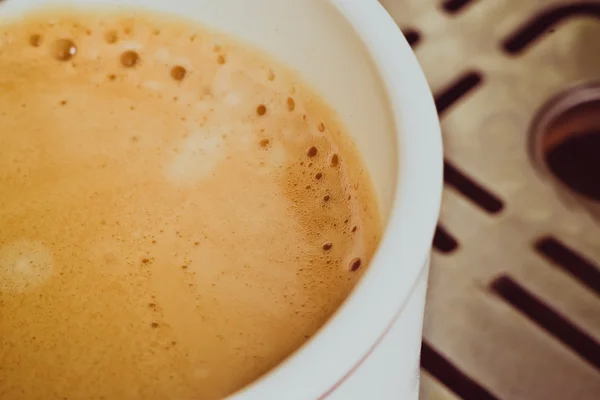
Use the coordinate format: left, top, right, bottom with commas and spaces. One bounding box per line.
0, 9, 381, 400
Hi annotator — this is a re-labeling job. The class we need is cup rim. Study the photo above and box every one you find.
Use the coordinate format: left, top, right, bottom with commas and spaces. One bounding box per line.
233, 0, 443, 398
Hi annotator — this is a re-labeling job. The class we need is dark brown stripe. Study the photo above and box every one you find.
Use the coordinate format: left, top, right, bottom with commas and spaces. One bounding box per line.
444, 160, 504, 214
435, 71, 483, 116
442, 0, 477, 14
421, 341, 499, 400
490, 275, 600, 370
534, 237, 600, 297
402, 28, 422, 48
433, 225, 459, 254
502, 3, 600, 55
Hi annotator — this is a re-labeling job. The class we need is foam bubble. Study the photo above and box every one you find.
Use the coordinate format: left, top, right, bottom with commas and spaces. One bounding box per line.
0, 240, 54, 294
170, 65, 187, 81
349, 257, 362, 272
104, 30, 118, 44
256, 104, 267, 116
329, 153, 339, 167
286, 97, 295, 111
51, 38, 76, 61
120, 50, 140, 67
29, 34, 42, 47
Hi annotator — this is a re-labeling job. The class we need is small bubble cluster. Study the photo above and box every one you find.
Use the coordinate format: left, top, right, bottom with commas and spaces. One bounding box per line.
26, 30, 228, 84
277, 131, 369, 285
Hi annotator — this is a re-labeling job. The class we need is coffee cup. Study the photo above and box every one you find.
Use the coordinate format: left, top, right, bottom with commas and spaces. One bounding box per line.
0, 0, 442, 399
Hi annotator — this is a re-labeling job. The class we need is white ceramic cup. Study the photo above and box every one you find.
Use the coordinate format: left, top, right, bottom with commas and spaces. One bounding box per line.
1, 0, 443, 398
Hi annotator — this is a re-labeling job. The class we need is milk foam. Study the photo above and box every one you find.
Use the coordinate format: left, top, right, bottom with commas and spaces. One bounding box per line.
0, 9, 381, 400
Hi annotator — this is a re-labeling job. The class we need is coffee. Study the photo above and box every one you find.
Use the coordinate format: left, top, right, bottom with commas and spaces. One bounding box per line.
0, 8, 381, 399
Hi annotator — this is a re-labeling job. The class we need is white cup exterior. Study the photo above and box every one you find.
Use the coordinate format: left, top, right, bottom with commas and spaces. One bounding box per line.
0, 0, 443, 398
